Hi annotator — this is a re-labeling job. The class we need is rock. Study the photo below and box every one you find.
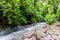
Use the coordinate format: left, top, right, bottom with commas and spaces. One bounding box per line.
12, 38, 16, 40
24, 38, 30, 40
34, 27, 47, 38
53, 22, 60, 26
22, 30, 35, 39
31, 36, 36, 40
56, 38, 60, 40
45, 34, 52, 40
24, 36, 36, 40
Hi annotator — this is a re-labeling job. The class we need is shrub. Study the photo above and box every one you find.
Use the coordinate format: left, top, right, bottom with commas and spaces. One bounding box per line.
31, 11, 43, 23
35, 1, 48, 16
44, 14, 57, 24
56, 4, 60, 21
0, 0, 60, 26
20, 0, 43, 24
0, 0, 21, 26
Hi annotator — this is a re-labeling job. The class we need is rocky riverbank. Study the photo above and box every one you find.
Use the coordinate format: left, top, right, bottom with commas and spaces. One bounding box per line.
0, 22, 47, 40
22, 22, 60, 40
0, 22, 60, 40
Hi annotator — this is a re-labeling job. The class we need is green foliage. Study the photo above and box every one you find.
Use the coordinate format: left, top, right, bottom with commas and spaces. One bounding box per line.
31, 11, 43, 23
20, 0, 43, 24
0, 0, 60, 26
35, 0, 48, 16
44, 14, 57, 24
56, 4, 60, 21
0, 0, 21, 25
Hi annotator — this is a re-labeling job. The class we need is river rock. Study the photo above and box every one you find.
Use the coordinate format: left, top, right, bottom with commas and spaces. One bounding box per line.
22, 30, 35, 39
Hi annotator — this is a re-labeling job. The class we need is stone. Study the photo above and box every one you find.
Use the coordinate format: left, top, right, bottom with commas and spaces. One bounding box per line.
12, 38, 16, 40
31, 36, 36, 40
23, 37, 35, 40
22, 30, 35, 39
53, 22, 60, 26
34, 27, 47, 39
24, 38, 30, 40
